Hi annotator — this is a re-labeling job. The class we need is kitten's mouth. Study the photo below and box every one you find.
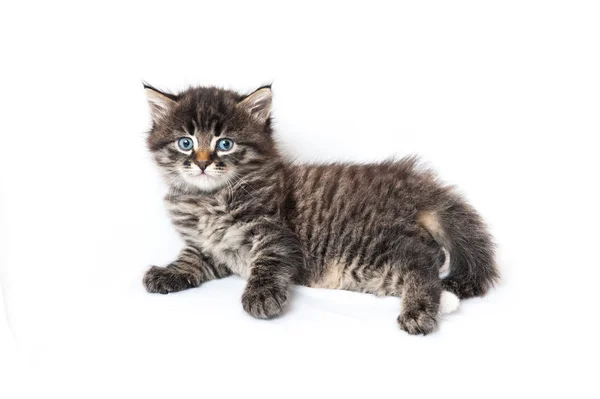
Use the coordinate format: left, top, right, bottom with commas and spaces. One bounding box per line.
195, 172, 221, 181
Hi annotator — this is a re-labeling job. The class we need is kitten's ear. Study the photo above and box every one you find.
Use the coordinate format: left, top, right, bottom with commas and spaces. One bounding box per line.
143, 82, 177, 123
237, 86, 272, 123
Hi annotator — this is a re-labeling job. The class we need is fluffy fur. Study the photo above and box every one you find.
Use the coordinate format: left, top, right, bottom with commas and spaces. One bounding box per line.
141, 83, 498, 334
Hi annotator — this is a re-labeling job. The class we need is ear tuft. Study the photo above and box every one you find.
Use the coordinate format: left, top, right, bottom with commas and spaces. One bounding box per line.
237, 86, 272, 123
143, 82, 177, 124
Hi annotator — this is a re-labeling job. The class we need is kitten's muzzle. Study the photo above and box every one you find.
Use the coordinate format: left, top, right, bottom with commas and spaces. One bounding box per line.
193, 159, 212, 171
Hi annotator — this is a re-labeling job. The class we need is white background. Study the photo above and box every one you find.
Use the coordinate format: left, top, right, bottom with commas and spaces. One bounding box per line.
1, 1, 599, 398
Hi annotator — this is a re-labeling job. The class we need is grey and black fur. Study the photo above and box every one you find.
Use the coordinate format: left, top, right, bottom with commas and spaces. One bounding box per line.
142, 83, 498, 335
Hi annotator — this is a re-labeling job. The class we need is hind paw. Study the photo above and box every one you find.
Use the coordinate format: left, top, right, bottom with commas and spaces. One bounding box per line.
398, 309, 438, 335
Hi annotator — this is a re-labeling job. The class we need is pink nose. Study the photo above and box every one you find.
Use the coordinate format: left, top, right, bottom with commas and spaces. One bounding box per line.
194, 160, 212, 171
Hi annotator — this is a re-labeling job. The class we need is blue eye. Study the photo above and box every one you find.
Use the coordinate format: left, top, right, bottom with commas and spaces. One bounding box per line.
216, 138, 234, 151
177, 137, 194, 151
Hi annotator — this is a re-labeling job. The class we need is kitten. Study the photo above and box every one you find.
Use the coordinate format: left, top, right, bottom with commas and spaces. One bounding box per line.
142, 83, 498, 335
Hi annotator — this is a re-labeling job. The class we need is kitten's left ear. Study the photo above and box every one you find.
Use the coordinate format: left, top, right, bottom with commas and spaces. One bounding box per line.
237, 86, 272, 123
143, 82, 178, 123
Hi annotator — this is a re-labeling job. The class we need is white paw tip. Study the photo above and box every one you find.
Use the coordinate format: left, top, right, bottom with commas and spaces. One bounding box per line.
439, 290, 460, 314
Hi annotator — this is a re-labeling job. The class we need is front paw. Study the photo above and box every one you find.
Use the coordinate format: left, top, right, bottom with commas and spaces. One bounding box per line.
143, 265, 200, 294
397, 308, 438, 335
242, 284, 288, 319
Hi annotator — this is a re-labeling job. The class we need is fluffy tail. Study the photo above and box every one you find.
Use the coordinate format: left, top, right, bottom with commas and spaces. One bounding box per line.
418, 200, 499, 299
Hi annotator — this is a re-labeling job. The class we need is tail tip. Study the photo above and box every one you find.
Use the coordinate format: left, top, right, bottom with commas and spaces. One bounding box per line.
439, 290, 460, 314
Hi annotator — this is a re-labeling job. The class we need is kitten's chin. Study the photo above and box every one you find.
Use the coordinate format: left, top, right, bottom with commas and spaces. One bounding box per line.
181, 173, 228, 192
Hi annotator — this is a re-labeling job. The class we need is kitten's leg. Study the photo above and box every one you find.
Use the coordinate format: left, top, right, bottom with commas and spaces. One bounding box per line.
398, 269, 442, 335
143, 246, 230, 294
242, 225, 304, 319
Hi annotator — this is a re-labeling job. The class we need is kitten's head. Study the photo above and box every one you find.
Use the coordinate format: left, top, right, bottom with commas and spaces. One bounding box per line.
144, 84, 278, 192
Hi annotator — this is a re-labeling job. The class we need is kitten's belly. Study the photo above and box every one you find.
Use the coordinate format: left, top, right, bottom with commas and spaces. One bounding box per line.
309, 260, 402, 297
309, 251, 449, 296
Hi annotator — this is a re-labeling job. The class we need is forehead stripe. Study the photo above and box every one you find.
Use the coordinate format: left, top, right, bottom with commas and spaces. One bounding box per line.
214, 120, 223, 137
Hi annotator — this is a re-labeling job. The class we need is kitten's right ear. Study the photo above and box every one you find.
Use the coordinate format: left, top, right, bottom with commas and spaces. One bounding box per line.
143, 82, 178, 123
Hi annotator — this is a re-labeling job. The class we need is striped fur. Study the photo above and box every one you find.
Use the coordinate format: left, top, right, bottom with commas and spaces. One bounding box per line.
142, 84, 499, 334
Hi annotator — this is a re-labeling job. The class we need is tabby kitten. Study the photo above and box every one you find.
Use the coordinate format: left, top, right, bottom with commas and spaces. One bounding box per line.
142, 83, 498, 335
